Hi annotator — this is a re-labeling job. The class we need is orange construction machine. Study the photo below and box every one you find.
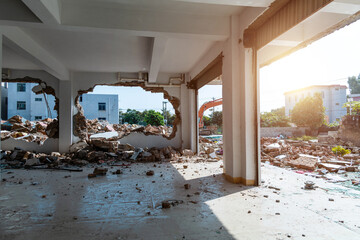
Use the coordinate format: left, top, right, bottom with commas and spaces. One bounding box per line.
198, 98, 222, 128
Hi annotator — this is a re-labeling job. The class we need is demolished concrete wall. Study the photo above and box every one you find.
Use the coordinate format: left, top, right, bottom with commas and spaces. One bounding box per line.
1, 70, 61, 152
338, 115, 360, 146
261, 127, 309, 138
1, 138, 59, 153
71, 72, 183, 149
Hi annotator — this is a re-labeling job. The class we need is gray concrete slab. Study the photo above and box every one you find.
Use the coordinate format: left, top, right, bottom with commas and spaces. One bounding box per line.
0, 162, 359, 240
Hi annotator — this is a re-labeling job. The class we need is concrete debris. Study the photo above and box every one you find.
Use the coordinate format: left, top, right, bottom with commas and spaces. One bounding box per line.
304, 181, 315, 190
261, 137, 359, 183
77, 119, 173, 141
1, 115, 59, 145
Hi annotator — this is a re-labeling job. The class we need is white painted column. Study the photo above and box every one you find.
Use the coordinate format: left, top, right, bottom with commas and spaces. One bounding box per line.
180, 82, 190, 149
222, 16, 260, 185
189, 88, 197, 153
58, 79, 74, 153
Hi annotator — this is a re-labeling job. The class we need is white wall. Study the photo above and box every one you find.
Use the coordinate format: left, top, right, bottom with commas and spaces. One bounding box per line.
7, 82, 57, 120
80, 93, 119, 124
285, 86, 347, 123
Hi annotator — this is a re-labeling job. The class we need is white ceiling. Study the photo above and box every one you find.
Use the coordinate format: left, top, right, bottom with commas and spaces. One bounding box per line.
2, 45, 40, 70
61, 0, 246, 17
23, 28, 152, 72
160, 38, 214, 73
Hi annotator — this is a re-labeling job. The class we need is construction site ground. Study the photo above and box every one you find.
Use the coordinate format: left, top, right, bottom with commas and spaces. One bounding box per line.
1, 160, 360, 240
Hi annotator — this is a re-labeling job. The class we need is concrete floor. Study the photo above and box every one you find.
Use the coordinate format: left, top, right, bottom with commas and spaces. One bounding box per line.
1, 161, 360, 240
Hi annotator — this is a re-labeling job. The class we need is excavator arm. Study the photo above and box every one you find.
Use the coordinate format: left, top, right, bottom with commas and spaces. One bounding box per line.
198, 98, 222, 128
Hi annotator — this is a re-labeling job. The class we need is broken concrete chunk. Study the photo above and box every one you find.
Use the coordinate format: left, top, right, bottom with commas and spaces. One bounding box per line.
182, 149, 194, 157
90, 131, 119, 140
130, 148, 144, 160
288, 156, 318, 171
69, 141, 89, 153
93, 168, 108, 175
319, 163, 343, 172
25, 158, 41, 166
304, 181, 315, 190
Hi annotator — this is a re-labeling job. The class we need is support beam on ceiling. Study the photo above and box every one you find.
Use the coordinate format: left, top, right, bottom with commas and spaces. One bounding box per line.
243, 0, 333, 50
174, 0, 273, 7
61, 2, 230, 40
148, 37, 168, 83
22, 0, 61, 25
1, 26, 69, 80
187, 54, 223, 90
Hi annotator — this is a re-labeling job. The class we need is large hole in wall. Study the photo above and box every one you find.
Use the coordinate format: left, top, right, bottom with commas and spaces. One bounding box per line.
74, 82, 180, 142
1, 77, 59, 145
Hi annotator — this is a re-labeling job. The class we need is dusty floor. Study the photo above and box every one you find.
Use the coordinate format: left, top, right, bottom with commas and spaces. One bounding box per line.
1, 161, 360, 240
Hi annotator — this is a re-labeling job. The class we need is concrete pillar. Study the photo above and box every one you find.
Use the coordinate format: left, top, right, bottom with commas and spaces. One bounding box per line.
180, 74, 198, 153
180, 82, 190, 149
222, 15, 260, 185
189, 88, 197, 153
58, 79, 73, 153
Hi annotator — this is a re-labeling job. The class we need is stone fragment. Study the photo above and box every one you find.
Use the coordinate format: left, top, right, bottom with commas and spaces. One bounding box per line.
288, 156, 318, 171
93, 168, 108, 175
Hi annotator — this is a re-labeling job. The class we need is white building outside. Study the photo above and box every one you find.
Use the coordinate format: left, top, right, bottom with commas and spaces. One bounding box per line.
79, 93, 119, 124
7, 83, 119, 124
284, 85, 347, 123
7, 82, 57, 121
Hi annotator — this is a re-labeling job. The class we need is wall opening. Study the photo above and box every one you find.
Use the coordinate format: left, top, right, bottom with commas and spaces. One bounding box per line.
1, 77, 59, 145
74, 82, 180, 142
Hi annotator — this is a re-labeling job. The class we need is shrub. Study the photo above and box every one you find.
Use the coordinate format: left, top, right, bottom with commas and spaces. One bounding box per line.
332, 146, 351, 156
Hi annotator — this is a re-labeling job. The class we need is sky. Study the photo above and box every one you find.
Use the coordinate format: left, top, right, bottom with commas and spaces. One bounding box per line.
260, 19, 360, 112
91, 19, 360, 115
90, 86, 174, 113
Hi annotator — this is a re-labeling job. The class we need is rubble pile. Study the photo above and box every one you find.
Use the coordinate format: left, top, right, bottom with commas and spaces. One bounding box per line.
1, 115, 174, 145
1, 115, 59, 144
1, 135, 224, 170
83, 119, 173, 140
261, 137, 360, 184
199, 136, 223, 160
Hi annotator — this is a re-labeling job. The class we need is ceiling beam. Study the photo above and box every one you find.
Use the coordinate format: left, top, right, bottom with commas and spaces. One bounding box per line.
22, 0, 61, 25
243, 0, 334, 50
61, 2, 229, 40
148, 37, 168, 83
1, 26, 69, 80
174, 0, 273, 7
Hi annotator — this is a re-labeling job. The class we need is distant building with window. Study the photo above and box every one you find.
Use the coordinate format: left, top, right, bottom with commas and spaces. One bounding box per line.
284, 85, 347, 123
7, 82, 57, 121
6, 83, 119, 124
79, 94, 119, 124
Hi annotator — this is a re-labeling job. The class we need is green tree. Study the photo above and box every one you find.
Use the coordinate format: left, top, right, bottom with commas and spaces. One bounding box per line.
343, 101, 360, 115
167, 113, 176, 126
122, 109, 142, 124
161, 110, 176, 126
271, 106, 286, 117
290, 93, 325, 129
260, 109, 291, 127
211, 111, 222, 127
144, 110, 164, 126
203, 116, 211, 126
347, 74, 360, 94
